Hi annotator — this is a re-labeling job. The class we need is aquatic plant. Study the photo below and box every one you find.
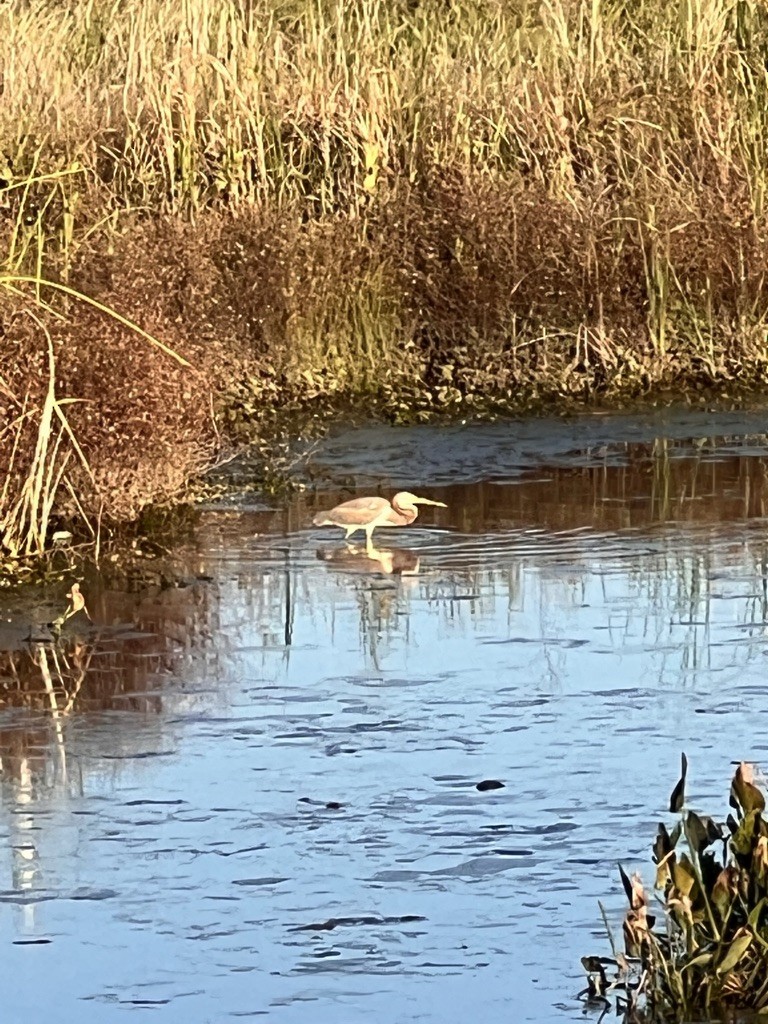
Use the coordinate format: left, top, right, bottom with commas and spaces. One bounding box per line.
582, 756, 768, 1021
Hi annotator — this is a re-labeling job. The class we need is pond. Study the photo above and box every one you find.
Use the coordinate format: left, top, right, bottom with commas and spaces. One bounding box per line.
3, 407, 768, 1022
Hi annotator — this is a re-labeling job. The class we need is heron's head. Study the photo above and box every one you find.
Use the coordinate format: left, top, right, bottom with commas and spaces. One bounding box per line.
393, 491, 447, 509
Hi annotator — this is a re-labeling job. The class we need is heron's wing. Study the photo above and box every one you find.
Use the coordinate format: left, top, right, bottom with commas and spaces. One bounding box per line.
313, 496, 390, 526
336, 496, 389, 512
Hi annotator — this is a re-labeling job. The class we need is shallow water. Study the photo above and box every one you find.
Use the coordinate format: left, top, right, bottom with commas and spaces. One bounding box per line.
4, 410, 768, 1022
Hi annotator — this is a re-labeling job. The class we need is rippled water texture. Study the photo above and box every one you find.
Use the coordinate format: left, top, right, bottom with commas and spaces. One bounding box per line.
5, 409, 768, 1022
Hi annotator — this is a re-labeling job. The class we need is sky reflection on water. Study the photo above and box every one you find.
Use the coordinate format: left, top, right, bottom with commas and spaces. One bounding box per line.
3, 413, 768, 1022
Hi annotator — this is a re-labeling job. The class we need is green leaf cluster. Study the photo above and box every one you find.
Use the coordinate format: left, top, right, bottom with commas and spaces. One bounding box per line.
583, 757, 768, 1020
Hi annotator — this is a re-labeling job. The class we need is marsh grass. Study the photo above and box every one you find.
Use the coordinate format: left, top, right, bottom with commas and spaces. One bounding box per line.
0, 222, 216, 566
4, 0, 768, 557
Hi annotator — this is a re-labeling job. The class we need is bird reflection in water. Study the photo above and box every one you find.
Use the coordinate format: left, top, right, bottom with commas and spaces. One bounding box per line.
316, 543, 421, 576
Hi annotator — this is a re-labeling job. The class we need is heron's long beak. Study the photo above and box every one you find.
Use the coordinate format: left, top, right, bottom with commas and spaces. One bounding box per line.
414, 497, 447, 507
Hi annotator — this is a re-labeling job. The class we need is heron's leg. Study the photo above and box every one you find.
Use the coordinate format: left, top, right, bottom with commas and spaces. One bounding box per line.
365, 524, 376, 553
344, 526, 357, 540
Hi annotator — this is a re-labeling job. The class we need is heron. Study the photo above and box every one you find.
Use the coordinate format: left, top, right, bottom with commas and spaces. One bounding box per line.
312, 492, 447, 547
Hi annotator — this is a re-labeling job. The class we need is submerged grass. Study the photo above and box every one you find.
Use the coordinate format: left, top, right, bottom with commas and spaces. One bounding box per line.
5, 0, 768, 559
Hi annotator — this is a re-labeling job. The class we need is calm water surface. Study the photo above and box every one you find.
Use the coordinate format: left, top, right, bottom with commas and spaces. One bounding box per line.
4, 409, 768, 1023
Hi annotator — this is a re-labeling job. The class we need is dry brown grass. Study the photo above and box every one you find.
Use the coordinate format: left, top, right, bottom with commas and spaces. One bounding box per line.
0, 254, 219, 558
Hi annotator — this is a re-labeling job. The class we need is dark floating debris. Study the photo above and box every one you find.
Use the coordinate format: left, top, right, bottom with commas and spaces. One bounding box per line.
582, 757, 768, 1021
476, 779, 505, 792
98, 751, 176, 760
297, 797, 343, 809
232, 877, 288, 887
122, 999, 171, 1006
123, 799, 186, 807
290, 914, 426, 932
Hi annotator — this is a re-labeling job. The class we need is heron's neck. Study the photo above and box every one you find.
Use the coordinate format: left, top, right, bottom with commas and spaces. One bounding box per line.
394, 504, 417, 524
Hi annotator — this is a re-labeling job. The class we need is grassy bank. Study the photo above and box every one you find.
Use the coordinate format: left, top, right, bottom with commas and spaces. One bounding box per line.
3, 0, 768, 560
